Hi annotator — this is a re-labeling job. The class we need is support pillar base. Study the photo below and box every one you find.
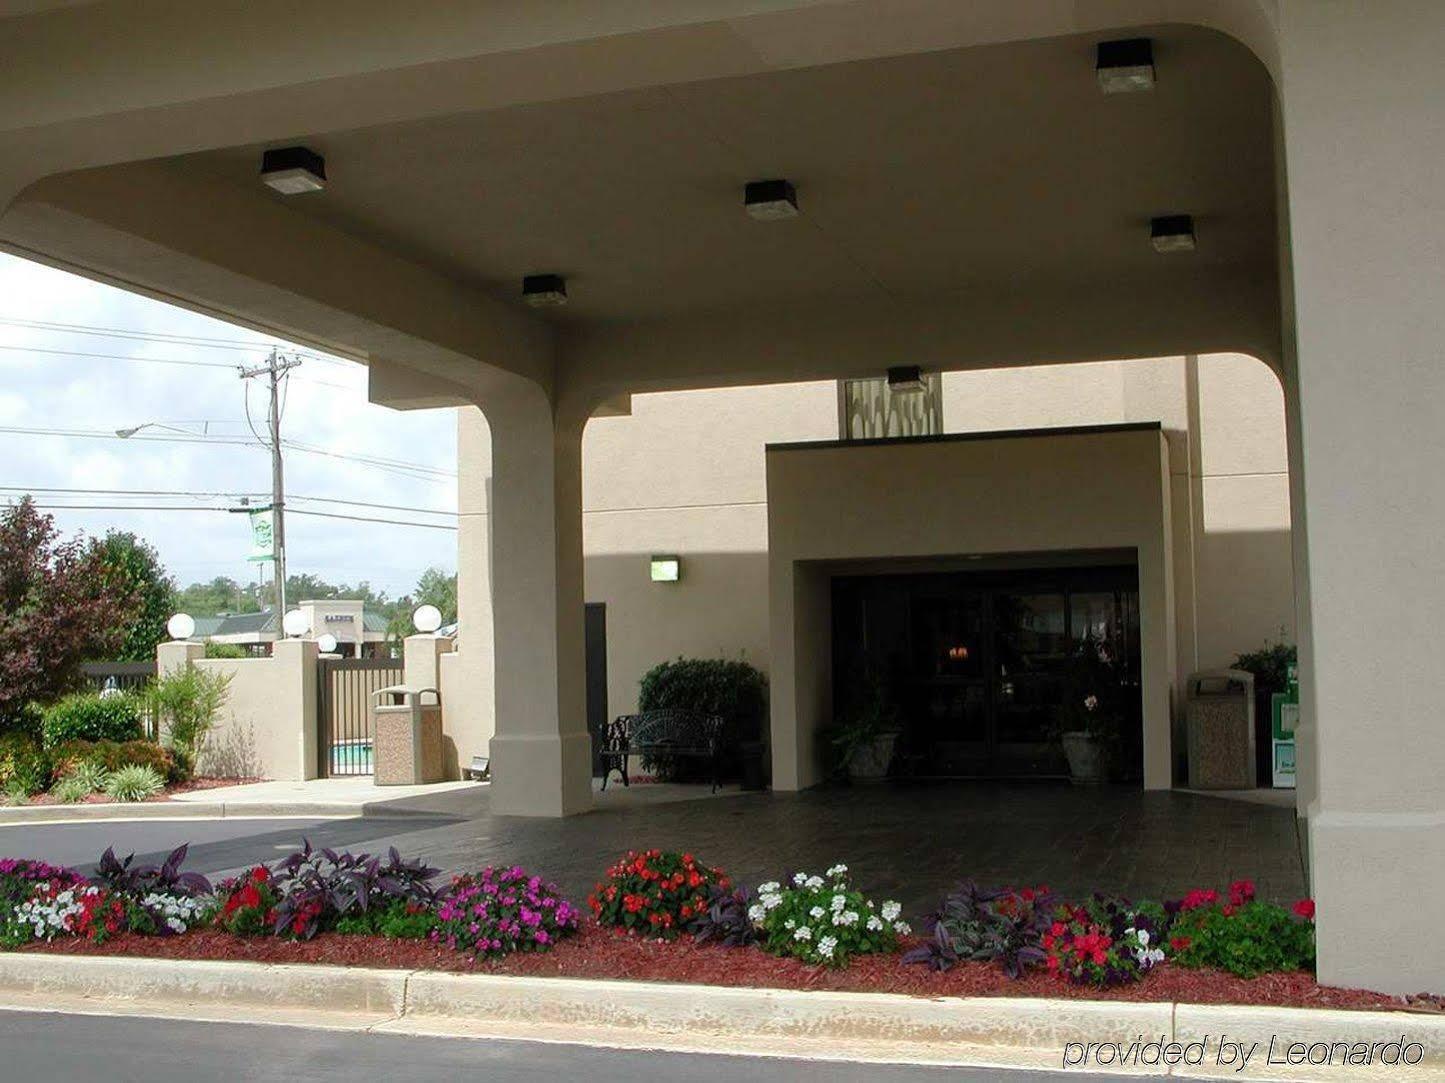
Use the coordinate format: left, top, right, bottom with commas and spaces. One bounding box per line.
1309, 810, 1445, 993
488, 732, 593, 817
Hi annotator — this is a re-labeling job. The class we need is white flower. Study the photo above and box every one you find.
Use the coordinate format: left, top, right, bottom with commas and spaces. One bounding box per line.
792, 873, 808, 886
809, 905, 825, 919
757, 882, 780, 894
804, 875, 824, 890
866, 915, 884, 931
825, 864, 848, 877
747, 904, 766, 923
794, 926, 813, 941
1084, 694, 1099, 712
784, 918, 796, 930
834, 910, 859, 927
817, 935, 838, 959
760, 892, 783, 910
893, 920, 912, 936
880, 901, 901, 922
829, 894, 847, 912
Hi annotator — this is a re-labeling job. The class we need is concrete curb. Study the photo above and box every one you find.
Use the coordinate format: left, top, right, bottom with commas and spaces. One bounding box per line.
0, 954, 1441, 1076
0, 799, 462, 825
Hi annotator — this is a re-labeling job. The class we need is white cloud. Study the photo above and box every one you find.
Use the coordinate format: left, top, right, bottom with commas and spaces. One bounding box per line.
0, 252, 458, 597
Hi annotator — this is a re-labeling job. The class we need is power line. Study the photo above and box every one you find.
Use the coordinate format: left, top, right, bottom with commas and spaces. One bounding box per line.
0, 314, 357, 369
0, 342, 359, 390
0, 485, 456, 517
0, 425, 456, 480
26, 502, 457, 532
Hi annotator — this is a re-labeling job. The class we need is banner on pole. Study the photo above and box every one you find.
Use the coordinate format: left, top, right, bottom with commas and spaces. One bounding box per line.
247, 507, 276, 563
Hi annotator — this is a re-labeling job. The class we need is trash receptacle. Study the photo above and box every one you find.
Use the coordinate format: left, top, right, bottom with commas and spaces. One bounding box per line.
1186, 669, 1255, 789
371, 686, 444, 786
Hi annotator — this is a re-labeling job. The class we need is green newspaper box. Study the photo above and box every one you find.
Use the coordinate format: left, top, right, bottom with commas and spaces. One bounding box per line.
1270, 663, 1299, 788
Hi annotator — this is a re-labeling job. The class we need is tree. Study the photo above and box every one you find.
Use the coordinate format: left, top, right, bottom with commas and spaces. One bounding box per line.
413, 567, 458, 625
174, 576, 261, 616
0, 498, 130, 727
90, 531, 175, 662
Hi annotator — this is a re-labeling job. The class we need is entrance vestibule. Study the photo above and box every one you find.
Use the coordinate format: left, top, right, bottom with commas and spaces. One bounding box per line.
832, 562, 1142, 780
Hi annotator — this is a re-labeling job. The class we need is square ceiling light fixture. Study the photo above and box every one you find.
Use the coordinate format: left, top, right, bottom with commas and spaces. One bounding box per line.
650, 555, 681, 583
1096, 38, 1155, 94
887, 365, 927, 393
1150, 214, 1197, 253
260, 146, 327, 194
744, 179, 798, 220
522, 274, 568, 307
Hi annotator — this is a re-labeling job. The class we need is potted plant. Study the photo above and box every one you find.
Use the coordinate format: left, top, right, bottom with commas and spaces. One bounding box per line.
826, 669, 901, 782
1055, 637, 1124, 785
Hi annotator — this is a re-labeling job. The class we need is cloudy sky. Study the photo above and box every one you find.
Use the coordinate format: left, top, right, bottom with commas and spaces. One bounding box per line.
0, 251, 458, 599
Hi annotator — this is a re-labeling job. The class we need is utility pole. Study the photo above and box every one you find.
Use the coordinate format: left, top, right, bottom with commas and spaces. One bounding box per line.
239, 349, 302, 619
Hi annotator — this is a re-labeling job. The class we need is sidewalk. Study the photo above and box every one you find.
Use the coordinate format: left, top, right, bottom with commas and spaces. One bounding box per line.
0, 778, 488, 825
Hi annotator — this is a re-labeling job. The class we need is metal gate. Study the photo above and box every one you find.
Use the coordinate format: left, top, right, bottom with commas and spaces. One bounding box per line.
317, 656, 403, 777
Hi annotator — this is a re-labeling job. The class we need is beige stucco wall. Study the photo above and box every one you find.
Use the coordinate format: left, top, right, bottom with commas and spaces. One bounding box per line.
766, 426, 1176, 792
445, 354, 1293, 778
582, 383, 837, 719
157, 639, 318, 781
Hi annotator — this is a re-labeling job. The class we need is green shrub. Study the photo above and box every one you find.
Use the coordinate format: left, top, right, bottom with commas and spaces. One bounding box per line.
334, 898, 439, 940
104, 764, 166, 802
1171, 898, 1315, 978
0, 702, 43, 739
50, 775, 91, 804
145, 665, 231, 768
204, 642, 250, 660
2, 781, 32, 806
51, 739, 177, 783
0, 731, 52, 795
62, 759, 109, 794
41, 692, 143, 749
637, 657, 768, 781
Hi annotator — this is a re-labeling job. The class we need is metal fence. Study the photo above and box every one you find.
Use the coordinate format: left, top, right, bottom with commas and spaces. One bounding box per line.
316, 656, 402, 777
78, 662, 159, 738
79, 661, 156, 694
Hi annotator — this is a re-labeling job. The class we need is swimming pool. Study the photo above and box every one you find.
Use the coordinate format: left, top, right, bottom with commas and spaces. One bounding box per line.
329, 739, 374, 776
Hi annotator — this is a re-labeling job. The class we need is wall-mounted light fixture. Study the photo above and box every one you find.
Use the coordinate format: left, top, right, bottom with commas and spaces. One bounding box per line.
1150, 214, 1196, 253
650, 555, 681, 582
260, 146, 327, 194
744, 179, 798, 220
522, 273, 568, 307
1096, 38, 1155, 94
886, 365, 926, 394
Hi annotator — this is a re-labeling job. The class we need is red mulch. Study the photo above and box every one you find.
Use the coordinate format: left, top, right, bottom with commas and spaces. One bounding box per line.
21, 922, 1443, 1015
22, 777, 263, 807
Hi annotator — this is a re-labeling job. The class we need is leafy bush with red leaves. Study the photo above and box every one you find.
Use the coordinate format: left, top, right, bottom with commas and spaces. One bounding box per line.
589, 849, 728, 940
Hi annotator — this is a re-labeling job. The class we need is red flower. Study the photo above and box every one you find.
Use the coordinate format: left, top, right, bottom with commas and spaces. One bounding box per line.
251, 866, 270, 884
1292, 898, 1316, 921
1169, 935, 1191, 951
1221, 905, 1236, 918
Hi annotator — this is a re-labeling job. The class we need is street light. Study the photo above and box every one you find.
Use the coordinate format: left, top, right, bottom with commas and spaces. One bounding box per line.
114, 421, 200, 439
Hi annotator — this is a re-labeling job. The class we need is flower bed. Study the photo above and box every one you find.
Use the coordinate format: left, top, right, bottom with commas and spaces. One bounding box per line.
17, 922, 1440, 1015
2, 842, 1439, 1015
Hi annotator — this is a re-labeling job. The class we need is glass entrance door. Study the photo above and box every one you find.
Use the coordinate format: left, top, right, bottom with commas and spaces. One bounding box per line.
831, 563, 1141, 779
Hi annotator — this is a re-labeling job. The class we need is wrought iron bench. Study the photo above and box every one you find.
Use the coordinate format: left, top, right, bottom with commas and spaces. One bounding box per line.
597, 709, 728, 793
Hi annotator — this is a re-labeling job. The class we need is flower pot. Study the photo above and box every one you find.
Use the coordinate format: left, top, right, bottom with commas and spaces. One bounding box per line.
848, 732, 899, 781
1060, 731, 1107, 785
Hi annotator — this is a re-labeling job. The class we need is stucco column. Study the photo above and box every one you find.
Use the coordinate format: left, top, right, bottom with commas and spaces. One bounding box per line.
156, 640, 204, 674
1278, 0, 1445, 993
482, 386, 592, 816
